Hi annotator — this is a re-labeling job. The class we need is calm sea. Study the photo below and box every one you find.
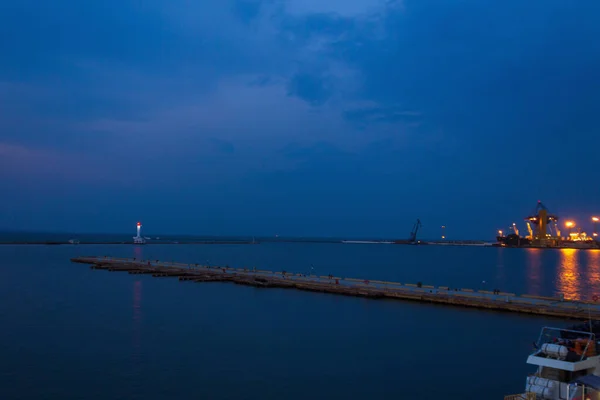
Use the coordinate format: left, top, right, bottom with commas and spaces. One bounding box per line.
1, 241, 599, 399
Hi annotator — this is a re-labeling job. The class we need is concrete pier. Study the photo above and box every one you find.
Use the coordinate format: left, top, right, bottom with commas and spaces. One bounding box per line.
71, 256, 600, 319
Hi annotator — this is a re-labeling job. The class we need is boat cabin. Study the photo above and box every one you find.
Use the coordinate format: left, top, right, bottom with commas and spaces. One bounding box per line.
519, 326, 600, 399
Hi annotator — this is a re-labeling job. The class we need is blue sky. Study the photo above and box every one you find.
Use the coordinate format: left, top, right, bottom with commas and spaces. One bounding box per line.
1, 0, 600, 238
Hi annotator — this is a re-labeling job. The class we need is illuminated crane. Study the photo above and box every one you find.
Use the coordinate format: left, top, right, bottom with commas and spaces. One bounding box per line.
524, 201, 559, 240
554, 221, 561, 238
526, 222, 534, 239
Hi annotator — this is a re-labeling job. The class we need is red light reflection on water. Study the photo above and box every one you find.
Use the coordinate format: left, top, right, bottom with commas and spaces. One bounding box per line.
133, 246, 143, 260
557, 249, 581, 301
132, 280, 142, 362
525, 248, 542, 296
133, 281, 142, 323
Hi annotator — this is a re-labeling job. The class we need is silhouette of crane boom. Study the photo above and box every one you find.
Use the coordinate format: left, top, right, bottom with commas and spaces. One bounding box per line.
409, 219, 422, 243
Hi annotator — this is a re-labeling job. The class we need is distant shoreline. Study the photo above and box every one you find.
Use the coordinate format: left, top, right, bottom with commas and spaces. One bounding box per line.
0, 241, 259, 245
0, 239, 494, 247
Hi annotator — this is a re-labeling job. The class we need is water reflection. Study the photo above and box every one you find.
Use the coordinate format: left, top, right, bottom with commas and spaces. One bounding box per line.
584, 250, 600, 300
132, 280, 142, 369
133, 245, 144, 260
557, 249, 581, 300
525, 249, 542, 296
495, 249, 505, 286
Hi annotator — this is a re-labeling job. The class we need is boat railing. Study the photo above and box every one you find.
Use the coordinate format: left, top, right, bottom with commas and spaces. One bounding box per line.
533, 327, 596, 362
567, 383, 600, 400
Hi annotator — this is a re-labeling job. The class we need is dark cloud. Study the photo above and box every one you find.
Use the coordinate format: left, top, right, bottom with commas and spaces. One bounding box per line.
281, 141, 349, 160
232, 0, 263, 23
286, 73, 332, 105
343, 106, 421, 125
278, 12, 356, 42
1, 0, 600, 237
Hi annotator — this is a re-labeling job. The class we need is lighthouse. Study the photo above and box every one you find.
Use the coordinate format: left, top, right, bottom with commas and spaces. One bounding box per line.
133, 222, 146, 244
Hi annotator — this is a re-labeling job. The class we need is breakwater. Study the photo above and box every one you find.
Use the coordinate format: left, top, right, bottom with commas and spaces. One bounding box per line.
71, 256, 600, 319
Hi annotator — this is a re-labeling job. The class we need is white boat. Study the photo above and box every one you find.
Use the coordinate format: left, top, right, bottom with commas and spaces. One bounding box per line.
505, 324, 600, 399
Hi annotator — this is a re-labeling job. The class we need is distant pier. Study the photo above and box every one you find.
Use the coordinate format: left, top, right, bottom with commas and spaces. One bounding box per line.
72, 256, 600, 319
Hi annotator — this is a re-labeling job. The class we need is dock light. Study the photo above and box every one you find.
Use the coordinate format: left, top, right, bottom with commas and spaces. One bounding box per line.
593, 217, 599, 222
565, 221, 575, 237
498, 230, 503, 236
593, 217, 599, 237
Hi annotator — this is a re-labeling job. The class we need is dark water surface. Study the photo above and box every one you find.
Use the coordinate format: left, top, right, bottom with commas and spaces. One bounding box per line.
1, 243, 599, 399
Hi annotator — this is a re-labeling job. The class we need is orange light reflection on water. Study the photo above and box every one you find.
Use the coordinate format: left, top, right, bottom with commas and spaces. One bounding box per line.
585, 250, 600, 300
495, 248, 505, 286
557, 248, 581, 301
525, 248, 542, 296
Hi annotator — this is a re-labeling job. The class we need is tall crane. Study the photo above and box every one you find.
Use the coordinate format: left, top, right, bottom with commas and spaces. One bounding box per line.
524, 201, 559, 240
409, 219, 422, 243
526, 222, 534, 239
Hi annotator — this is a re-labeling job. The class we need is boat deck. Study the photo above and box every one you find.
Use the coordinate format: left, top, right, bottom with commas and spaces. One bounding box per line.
71, 256, 600, 319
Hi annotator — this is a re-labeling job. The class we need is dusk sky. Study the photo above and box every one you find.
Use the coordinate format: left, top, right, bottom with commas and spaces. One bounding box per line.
1, 0, 600, 239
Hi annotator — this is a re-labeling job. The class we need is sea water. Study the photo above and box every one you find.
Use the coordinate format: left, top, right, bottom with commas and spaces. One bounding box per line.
1, 242, 598, 399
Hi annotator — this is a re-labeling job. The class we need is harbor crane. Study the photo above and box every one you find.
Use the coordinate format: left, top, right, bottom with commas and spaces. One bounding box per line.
512, 223, 519, 236
525, 201, 560, 240
526, 221, 534, 239
409, 219, 422, 243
